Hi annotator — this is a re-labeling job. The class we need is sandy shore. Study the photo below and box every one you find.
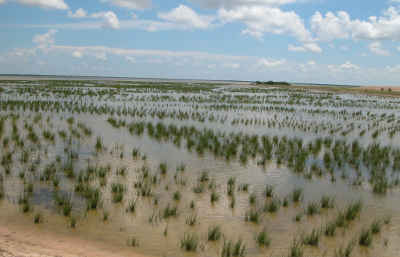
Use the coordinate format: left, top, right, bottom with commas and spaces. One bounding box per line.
0, 224, 151, 257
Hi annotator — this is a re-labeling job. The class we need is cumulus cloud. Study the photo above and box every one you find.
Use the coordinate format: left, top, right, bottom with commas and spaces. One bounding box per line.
223, 63, 240, 69
125, 56, 136, 63
72, 50, 83, 58
92, 11, 120, 29
328, 61, 360, 73
32, 29, 57, 49
68, 8, 87, 18
368, 41, 390, 56
257, 58, 286, 68
311, 11, 351, 41
386, 65, 400, 73
101, 0, 151, 10
94, 52, 107, 60
189, 0, 298, 9
158, 5, 215, 29
311, 6, 400, 42
288, 43, 322, 53
11, 0, 69, 10
218, 6, 315, 44
340, 61, 360, 70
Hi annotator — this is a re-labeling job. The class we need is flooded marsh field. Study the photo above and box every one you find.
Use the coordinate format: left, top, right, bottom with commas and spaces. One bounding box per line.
0, 80, 400, 257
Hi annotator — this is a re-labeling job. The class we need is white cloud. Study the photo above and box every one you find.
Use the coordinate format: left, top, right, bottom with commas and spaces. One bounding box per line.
218, 6, 315, 44
311, 7, 400, 42
0, 0, 5, 4
92, 11, 120, 29
32, 29, 57, 49
298, 60, 316, 72
68, 8, 87, 18
288, 43, 322, 53
397, 46, 400, 51
340, 61, 360, 70
158, 5, 215, 29
14, 0, 68, 10
386, 65, 400, 73
368, 41, 390, 56
94, 52, 107, 60
311, 11, 350, 41
30, 6, 215, 32
72, 51, 83, 58
189, 0, 298, 9
9, 48, 36, 57
223, 63, 240, 69
327, 62, 360, 73
125, 56, 136, 63
257, 58, 286, 68
101, 0, 151, 10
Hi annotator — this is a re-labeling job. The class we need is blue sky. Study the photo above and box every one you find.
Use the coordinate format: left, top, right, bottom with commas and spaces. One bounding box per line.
1, 0, 400, 85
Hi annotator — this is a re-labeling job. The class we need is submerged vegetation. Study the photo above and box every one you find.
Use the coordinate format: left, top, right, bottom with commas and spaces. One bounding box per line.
0, 79, 398, 257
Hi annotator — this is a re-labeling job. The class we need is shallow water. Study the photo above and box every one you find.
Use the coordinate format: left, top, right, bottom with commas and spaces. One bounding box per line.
0, 81, 400, 257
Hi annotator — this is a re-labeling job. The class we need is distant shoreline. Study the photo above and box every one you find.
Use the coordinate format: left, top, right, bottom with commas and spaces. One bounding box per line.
0, 74, 251, 84
0, 74, 367, 88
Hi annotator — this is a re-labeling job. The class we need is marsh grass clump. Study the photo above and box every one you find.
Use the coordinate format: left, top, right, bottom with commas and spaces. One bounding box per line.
370, 219, 382, 234
163, 204, 178, 219
335, 211, 346, 227
70, 217, 76, 228
288, 239, 303, 257
335, 241, 355, 257
199, 171, 210, 183
180, 233, 198, 252
321, 195, 335, 209
34, 213, 42, 224
359, 228, 372, 247
159, 162, 167, 175
132, 148, 140, 159
193, 183, 205, 194
208, 225, 222, 241
249, 193, 256, 205
306, 202, 320, 216
295, 213, 303, 222
238, 183, 249, 192
264, 185, 274, 198
345, 200, 363, 221
128, 237, 139, 247
282, 197, 289, 207
111, 183, 125, 203
185, 213, 198, 226
103, 211, 109, 221
95, 136, 103, 152
62, 199, 72, 216
384, 215, 392, 225
256, 228, 270, 247
302, 229, 320, 246
211, 190, 220, 203
126, 199, 137, 213
264, 198, 280, 213
292, 188, 303, 203
221, 239, 246, 257
325, 221, 337, 237
245, 209, 260, 223
173, 190, 181, 201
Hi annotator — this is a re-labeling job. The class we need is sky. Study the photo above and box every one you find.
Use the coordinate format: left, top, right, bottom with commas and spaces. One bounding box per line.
1, 0, 400, 85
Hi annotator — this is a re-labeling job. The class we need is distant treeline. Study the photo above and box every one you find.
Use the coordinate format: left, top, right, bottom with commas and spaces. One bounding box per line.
254, 81, 291, 86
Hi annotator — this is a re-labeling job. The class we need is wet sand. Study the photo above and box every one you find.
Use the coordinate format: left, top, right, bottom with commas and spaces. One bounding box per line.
0, 222, 150, 257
